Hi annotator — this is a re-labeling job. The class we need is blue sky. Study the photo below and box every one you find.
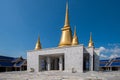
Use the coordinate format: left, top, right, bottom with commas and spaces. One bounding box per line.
0, 0, 120, 59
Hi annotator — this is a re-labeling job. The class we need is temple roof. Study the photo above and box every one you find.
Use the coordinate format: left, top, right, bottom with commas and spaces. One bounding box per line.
100, 57, 120, 67
0, 55, 26, 67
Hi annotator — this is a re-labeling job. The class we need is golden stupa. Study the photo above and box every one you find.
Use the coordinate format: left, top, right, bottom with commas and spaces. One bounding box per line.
72, 27, 79, 45
35, 36, 42, 50
58, 2, 72, 47
88, 32, 94, 47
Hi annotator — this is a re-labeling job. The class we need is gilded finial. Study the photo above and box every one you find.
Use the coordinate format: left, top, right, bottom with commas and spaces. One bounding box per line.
64, 1, 69, 27
35, 35, 42, 50
88, 32, 94, 47
72, 26, 79, 45
58, 1, 72, 47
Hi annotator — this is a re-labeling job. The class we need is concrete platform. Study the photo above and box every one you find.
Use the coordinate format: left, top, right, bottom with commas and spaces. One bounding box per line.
0, 71, 120, 80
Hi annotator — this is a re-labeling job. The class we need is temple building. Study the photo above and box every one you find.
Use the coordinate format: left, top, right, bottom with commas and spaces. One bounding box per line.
100, 57, 120, 71
27, 2, 100, 73
0, 55, 27, 72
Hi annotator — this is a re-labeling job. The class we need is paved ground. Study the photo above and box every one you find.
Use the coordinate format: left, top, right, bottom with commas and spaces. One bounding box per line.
0, 71, 120, 80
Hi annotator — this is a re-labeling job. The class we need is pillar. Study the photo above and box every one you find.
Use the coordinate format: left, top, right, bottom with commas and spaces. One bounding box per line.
54, 58, 58, 70
20, 67, 22, 71
107, 67, 109, 71
110, 67, 111, 71
47, 56, 51, 71
39, 57, 42, 71
89, 55, 93, 71
59, 56, 63, 71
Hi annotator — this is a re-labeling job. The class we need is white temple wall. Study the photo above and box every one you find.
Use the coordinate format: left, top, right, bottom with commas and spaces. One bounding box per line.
94, 49, 100, 71
86, 47, 100, 71
86, 47, 94, 71
27, 51, 39, 72
27, 45, 84, 73
64, 46, 83, 73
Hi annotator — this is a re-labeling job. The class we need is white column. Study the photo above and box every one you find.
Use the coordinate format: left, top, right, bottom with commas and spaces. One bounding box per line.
107, 67, 109, 71
20, 67, 22, 71
110, 67, 111, 71
59, 56, 63, 71
39, 57, 42, 71
47, 56, 51, 71
54, 58, 57, 70
89, 55, 93, 71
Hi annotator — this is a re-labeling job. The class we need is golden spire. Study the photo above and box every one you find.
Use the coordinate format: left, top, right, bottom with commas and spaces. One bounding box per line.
64, 1, 69, 27
58, 1, 72, 47
88, 32, 94, 47
35, 36, 42, 50
72, 26, 79, 45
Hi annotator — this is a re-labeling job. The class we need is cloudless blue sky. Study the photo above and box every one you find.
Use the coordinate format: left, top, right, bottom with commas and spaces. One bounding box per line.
0, 0, 120, 58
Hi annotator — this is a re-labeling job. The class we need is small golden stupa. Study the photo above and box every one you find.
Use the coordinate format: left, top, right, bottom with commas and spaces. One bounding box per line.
35, 36, 42, 50
72, 27, 79, 46
88, 32, 94, 47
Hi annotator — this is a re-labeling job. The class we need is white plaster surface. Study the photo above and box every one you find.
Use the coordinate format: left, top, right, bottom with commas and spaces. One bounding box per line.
27, 45, 99, 73
94, 49, 100, 71
0, 71, 120, 80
